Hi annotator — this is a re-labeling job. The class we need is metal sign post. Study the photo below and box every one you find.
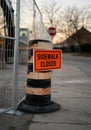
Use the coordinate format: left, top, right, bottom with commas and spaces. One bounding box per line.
12, 0, 20, 113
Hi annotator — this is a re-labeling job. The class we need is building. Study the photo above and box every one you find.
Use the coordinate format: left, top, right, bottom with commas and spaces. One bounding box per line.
53, 27, 91, 53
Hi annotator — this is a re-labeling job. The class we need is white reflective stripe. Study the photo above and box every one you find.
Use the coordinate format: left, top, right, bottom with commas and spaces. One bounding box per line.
27, 72, 51, 79
26, 87, 51, 95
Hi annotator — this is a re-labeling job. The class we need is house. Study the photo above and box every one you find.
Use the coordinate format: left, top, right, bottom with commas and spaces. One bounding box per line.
53, 27, 91, 52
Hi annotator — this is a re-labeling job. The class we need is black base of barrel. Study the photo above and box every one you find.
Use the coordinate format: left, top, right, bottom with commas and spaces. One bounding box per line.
17, 100, 61, 113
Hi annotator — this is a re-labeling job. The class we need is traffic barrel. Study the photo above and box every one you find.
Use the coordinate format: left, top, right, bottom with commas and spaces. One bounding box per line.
18, 39, 60, 113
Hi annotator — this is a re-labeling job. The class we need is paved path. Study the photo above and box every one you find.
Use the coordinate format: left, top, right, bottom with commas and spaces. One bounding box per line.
0, 54, 91, 130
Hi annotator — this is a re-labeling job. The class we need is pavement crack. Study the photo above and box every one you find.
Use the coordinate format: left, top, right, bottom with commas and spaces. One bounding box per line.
31, 120, 91, 126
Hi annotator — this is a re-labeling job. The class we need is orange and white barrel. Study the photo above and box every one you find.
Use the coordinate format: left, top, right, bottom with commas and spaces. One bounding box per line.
18, 39, 60, 113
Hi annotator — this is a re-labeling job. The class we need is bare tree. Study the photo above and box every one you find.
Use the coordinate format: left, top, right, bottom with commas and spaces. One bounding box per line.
42, 0, 61, 28
62, 6, 91, 40
61, 5, 91, 52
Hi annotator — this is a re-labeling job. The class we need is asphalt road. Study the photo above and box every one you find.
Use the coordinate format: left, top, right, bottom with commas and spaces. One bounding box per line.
63, 53, 91, 77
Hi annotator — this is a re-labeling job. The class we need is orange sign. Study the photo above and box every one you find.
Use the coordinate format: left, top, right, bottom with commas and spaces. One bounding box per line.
34, 50, 62, 72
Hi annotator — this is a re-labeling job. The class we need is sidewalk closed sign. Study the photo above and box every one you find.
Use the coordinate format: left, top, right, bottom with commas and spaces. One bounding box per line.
33, 50, 62, 72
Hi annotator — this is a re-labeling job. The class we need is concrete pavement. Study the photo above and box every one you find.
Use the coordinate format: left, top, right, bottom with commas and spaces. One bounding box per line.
0, 56, 91, 130
29, 62, 91, 130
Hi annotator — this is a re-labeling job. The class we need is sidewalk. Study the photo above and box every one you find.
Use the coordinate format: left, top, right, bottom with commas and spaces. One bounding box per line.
0, 61, 91, 130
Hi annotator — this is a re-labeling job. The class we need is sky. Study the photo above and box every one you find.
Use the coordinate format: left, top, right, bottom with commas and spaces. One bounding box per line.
36, 0, 91, 8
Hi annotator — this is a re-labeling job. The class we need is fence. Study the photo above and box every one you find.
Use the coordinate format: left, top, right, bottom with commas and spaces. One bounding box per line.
0, 0, 51, 114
